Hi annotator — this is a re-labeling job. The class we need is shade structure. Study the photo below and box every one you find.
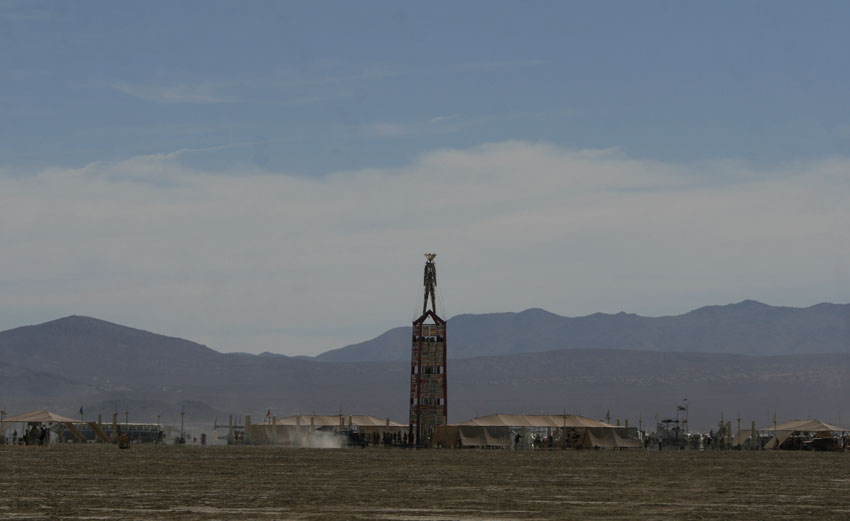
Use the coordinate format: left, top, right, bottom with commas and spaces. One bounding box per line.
758, 419, 847, 433
433, 414, 639, 449
274, 414, 404, 427
3, 410, 80, 424
247, 414, 406, 445
578, 427, 643, 449
455, 414, 615, 429
758, 418, 848, 450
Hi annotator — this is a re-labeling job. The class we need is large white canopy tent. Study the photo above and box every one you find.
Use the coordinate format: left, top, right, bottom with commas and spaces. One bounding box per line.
758, 418, 848, 450
1, 410, 84, 444
434, 414, 642, 449
247, 414, 406, 445
3, 410, 80, 424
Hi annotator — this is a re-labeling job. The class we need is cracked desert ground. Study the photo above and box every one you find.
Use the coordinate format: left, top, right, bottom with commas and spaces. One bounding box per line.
2, 445, 849, 520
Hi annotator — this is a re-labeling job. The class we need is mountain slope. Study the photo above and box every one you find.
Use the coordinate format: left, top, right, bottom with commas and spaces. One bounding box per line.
0, 315, 403, 421
0, 316, 223, 384
1, 315, 849, 431
315, 301, 850, 362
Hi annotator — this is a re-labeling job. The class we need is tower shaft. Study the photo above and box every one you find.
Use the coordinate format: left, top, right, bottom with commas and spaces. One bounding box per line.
409, 253, 447, 446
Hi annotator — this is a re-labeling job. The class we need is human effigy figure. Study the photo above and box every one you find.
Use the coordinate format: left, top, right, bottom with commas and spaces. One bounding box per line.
423, 253, 437, 314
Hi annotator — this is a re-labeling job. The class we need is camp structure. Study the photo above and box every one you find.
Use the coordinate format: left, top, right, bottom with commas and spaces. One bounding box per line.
246, 414, 406, 447
1, 410, 168, 445
3, 410, 79, 424
1, 410, 85, 444
433, 414, 642, 450
57, 421, 167, 444
730, 421, 763, 450
759, 419, 848, 451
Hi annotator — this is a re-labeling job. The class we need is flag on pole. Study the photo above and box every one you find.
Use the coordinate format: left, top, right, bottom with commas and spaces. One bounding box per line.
79, 406, 84, 416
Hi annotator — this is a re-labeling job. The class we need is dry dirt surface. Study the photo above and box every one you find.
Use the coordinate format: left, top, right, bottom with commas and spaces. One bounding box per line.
1, 445, 849, 520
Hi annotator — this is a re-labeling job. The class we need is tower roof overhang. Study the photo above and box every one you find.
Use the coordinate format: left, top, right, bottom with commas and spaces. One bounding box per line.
413, 310, 445, 325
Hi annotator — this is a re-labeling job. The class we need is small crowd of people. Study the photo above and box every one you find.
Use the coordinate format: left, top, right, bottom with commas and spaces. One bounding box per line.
4, 423, 52, 445
348, 430, 413, 448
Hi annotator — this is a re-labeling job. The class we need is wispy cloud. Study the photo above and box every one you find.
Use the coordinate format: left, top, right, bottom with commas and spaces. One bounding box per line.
448, 59, 547, 74
353, 111, 546, 139
358, 113, 462, 137
430, 115, 458, 123
106, 58, 543, 107
268, 59, 544, 89
111, 82, 238, 104
359, 122, 412, 138
302, 67, 399, 86
3, 68, 49, 79
0, 3, 60, 22
2, 142, 848, 354
262, 64, 399, 88
272, 91, 354, 106
354, 119, 463, 139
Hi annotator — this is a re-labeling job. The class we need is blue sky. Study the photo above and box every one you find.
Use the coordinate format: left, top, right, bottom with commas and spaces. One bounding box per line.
1, 1, 849, 354
4, 1, 849, 172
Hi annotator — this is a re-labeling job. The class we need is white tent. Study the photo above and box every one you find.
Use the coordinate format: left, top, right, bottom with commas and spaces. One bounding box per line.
759, 419, 847, 433
4, 410, 80, 424
274, 414, 404, 427
247, 414, 406, 445
434, 414, 639, 449
759, 419, 848, 450
455, 414, 615, 429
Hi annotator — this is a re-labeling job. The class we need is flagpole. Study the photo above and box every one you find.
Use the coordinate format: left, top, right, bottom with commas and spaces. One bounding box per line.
768, 412, 777, 449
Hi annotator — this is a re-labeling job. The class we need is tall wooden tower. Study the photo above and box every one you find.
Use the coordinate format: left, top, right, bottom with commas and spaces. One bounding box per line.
409, 253, 447, 446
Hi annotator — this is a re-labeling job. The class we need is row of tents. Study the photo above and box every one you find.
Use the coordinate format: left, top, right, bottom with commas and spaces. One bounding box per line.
245, 414, 406, 446
0, 410, 165, 444
433, 414, 642, 449
244, 414, 850, 450
243, 413, 643, 449
4, 410, 848, 450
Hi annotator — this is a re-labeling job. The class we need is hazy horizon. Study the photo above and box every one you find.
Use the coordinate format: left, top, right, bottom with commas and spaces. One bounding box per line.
2, 2, 849, 355
4, 298, 848, 358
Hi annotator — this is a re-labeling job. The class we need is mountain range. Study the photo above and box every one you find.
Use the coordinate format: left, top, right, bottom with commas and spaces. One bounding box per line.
1, 301, 848, 432
316, 300, 850, 361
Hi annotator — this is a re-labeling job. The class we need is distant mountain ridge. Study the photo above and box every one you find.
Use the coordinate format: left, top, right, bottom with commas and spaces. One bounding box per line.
1, 303, 849, 431
0, 315, 384, 424
315, 300, 850, 362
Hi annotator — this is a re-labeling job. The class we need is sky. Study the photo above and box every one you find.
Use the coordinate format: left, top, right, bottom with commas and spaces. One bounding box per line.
1, 1, 849, 355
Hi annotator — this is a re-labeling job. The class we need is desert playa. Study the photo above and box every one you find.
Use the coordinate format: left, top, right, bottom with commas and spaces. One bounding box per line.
2, 445, 849, 520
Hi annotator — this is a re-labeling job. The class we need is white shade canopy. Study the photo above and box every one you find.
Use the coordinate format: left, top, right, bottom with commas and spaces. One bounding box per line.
3, 410, 80, 424
759, 419, 847, 432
